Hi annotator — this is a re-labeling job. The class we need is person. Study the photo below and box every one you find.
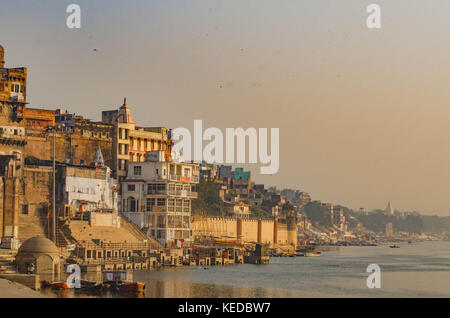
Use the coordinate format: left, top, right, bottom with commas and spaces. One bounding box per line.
27, 263, 35, 274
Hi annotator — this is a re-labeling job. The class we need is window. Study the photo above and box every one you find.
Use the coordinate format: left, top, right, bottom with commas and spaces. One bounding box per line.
129, 198, 137, 212
134, 166, 142, 175
146, 198, 156, 211
127, 184, 135, 192
147, 183, 166, 194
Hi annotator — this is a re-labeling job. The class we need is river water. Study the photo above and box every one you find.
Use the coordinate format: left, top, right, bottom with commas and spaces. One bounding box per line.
41, 241, 450, 298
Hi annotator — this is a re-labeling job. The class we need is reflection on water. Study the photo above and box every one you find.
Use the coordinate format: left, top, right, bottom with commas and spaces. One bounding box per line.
142, 280, 312, 298
40, 241, 450, 298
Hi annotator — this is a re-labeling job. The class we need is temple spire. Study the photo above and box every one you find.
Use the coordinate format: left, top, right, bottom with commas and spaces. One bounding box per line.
93, 146, 105, 167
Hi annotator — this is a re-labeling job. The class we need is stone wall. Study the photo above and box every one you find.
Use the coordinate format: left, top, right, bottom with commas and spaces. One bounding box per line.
191, 216, 295, 246
25, 132, 113, 168
0, 177, 20, 238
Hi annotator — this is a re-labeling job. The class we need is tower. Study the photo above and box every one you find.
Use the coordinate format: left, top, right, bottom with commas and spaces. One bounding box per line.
0, 44, 5, 68
118, 97, 134, 124
385, 201, 394, 215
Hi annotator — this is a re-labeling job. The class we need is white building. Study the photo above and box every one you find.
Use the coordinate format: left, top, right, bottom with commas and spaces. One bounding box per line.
58, 147, 119, 227
121, 151, 199, 247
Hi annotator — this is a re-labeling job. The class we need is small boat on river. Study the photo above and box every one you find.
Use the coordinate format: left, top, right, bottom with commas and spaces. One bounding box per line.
103, 270, 145, 294
305, 252, 321, 257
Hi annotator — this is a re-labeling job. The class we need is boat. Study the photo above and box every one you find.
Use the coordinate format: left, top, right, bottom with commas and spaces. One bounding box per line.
295, 252, 305, 257
76, 280, 103, 292
305, 252, 321, 257
50, 282, 70, 290
102, 270, 145, 294
41, 280, 52, 288
117, 282, 145, 293
389, 245, 400, 248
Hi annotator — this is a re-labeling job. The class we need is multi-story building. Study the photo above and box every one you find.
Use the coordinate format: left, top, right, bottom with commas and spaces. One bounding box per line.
0, 45, 27, 247
56, 147, 118, 218
24, 108, 55, 134
386, 222, 394, 237
332, 207, 345, 230
227, 202, 251, 219
0, 44, 27, 166
232, 167, 251, 198
102, 99, 173, 180
199, 161, 218, 180
121, 152, 199, 247
321, 202, 334, 225
25, 110, 114, 167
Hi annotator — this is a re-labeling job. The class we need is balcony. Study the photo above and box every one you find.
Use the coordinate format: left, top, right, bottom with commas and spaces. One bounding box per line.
168, 189, 198, 198
169, 175, 199, 183
147, 189, 198, 198
146, 205, 190, 213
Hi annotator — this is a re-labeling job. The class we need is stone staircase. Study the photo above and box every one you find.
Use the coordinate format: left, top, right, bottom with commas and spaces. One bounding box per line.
0, 249, 17, 274
119, 213, 150, 241
56, 220, 76, 247
18, 214, 48, 242
18, 214, 74, 247
119, 213, 162, 249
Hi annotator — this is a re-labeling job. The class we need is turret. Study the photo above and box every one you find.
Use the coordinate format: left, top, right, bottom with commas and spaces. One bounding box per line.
0, 45, 5, 68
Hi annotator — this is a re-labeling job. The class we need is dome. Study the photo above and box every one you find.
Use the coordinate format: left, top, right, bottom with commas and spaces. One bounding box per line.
18, 236, 59, 254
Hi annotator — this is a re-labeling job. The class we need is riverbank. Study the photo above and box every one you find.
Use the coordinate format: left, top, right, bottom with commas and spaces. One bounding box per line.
0, 279, 46, 298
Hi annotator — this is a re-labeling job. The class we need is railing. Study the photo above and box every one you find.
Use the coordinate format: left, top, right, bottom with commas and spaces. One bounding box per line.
169, 175, 199, 183
119, 212, 152, 239
168, 189, 198, 198
147, 189, 198, 198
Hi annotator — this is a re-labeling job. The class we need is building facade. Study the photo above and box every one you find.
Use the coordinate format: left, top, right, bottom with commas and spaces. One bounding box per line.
102, 99, 173, 180
56, 148, 118, 220
0, 45, 27, 169
0, 45, 27, 246
121, 152, 199, 247
24, 108, 55, 133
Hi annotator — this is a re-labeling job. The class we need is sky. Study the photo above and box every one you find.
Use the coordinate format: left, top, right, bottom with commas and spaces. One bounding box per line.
1, 0, 450, 215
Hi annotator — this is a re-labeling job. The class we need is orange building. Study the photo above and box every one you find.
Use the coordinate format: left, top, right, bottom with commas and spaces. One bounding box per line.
24, 108, 55, 133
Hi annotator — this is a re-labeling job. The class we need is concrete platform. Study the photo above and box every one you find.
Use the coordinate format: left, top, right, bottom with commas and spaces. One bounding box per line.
0, 278, 46, 298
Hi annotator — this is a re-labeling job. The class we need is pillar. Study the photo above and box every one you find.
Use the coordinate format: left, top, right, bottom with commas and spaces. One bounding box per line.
273, 218, 278, 244
257, 219, 262, 243
236, 218, 243, 245
287, 216, 297, 248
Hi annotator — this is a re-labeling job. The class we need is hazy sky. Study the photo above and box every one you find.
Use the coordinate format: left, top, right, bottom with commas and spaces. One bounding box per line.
1, 0, 450, 215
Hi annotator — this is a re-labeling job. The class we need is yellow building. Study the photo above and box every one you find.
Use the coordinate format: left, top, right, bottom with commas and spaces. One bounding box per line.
102, 99, 173, 179
0, 44, 27, 159
0, 45, 27, 245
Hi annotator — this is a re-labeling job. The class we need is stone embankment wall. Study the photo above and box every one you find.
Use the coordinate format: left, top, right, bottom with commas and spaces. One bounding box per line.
191, 216, 295, 246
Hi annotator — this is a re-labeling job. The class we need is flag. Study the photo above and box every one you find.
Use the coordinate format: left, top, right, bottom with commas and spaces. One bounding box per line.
46, 208, 51, 219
